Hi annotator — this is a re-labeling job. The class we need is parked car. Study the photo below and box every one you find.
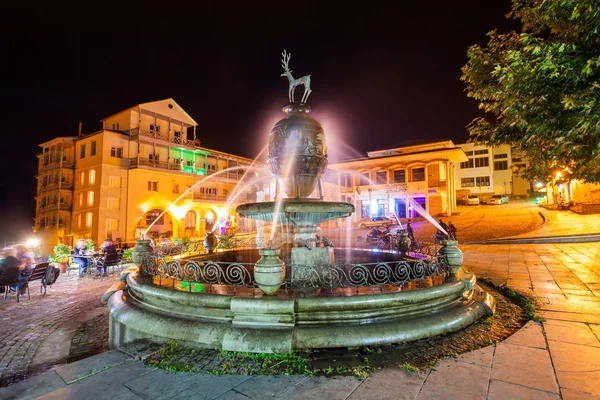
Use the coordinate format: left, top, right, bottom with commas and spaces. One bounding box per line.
359, 216, 397, 229
489, 194, 509, 204
460, 194, 480, 206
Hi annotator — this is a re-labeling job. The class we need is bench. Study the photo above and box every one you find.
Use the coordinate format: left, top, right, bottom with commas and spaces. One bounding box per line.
0, 263, 51, 302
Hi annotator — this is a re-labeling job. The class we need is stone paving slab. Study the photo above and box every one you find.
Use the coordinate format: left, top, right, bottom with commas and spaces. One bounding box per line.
488, 379, 561, 399
282, 376, 363, 400
454, 345, 494, 368
547, 340, 600, 397
0, 369, 66, 400
540, 310, 600, 324
491, 342, 558, 393
561, 387, 600, 399
348, 368, 427, 400
125, 371, 252, 400
53, 349, 131, 384
416, 359, 490, 399
36, 360, 155, 399
544, 320, 600, 347
502, 320, 546, 349
230, 375, 309, 399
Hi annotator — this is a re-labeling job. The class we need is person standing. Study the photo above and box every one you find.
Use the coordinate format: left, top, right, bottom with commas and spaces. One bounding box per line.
448, 222, 458, 240
406, 219, 415, 241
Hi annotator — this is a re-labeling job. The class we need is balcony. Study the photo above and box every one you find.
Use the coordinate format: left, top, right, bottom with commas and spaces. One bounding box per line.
40, 203, 72, 212
124, 158, 243, 181
130, 127, 195, 149
41, 160, 74, 171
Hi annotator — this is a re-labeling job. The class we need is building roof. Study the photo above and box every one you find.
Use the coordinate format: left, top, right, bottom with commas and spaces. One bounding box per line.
100, 98, 198, 126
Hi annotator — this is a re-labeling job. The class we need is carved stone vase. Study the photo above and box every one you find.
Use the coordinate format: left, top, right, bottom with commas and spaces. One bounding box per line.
132, 239, 153, 266
440, 240, 463, 275
254, 249, 286, 295
396, 231, 412, 256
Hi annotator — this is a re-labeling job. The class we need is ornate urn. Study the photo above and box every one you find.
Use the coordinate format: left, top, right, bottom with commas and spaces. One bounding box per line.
440, 240, 463, 275
268, 103, 328, 198
396, 231, 412, 256
254, 248, 286, 295
132, 239, 153, 266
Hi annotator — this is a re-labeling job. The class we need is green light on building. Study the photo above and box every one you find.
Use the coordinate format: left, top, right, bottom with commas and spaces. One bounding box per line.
196, 168, 206, 175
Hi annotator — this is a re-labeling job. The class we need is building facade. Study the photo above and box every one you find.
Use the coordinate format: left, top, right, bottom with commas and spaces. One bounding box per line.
34, 99, 261, 254
327, 141, 468, 222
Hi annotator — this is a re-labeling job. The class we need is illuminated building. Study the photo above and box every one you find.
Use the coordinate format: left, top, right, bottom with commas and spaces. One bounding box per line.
34, 99, 260, 253
327, 141, 468, 220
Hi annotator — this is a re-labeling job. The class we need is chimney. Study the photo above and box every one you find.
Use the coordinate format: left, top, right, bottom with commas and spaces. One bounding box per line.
78, 121, 83, 137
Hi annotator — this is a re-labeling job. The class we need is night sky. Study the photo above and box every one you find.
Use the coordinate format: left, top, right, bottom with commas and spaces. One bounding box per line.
0, 3, 518, 244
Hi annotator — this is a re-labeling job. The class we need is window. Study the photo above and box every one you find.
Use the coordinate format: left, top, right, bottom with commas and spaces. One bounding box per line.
173, 183, 180, 194
412, 168, 425, 182
112, 123, 119, 130
90, 141, 96, 156
393, 170, 406, 183
376, 171, 387, 184
476, 176, 490, 186
185, 160, 193, 166
106, 219, 118, 232
87, 190, 94, 206
173, 158, 182, 165
86, 212, 93, 228
148, 181, 158, 191
494, 161, 508, 170
89, 169, 96, 184
149, 153, 159, 162
341, 174, 351, 187
474, 149, 488, 155
460, 159, 474, 169
78, 192, 83, 207
360, 173, 370, 185
464, 151, 474, 156
79, 171, 85, 186
174, 131, 182, 139
79, 144, 86, 159
110, 147, 123, 158
512, 157, 523, 162
107, 197, 120, 209
461, 178, 475, 187
108, 176, 121, 188
150, 124, 160, 132
493, 153, 507, 159
474, 157, 489, 168
514, 163, 526, 168
77, 214, 82, 229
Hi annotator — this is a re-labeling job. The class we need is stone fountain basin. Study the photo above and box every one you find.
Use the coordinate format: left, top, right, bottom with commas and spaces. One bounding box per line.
104, 267, 495, 353
236, 199, 354, 225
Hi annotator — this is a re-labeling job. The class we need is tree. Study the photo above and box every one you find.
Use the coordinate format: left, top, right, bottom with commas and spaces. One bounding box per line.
461, 0, 600, 183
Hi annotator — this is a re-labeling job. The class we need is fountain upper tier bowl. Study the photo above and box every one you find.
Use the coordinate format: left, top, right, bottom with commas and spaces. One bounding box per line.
236, 199, 354, 225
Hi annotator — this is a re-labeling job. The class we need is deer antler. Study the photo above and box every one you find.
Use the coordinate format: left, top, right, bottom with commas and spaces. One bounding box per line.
281, 50, 292, 72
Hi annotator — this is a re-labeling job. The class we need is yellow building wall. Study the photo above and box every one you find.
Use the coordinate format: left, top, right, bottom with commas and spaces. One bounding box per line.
103, 110, 131, 131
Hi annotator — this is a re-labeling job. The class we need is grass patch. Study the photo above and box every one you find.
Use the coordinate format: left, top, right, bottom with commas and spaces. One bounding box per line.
482, 279, 544, 322
398, 362, 420, 373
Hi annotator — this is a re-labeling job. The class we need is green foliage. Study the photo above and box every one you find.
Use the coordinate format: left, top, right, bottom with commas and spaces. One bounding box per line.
216, 235, 235, 250
171, 236, 192, 252
461, 0, 600, 183
85, 239, 95, 251
398, 362, 420, 373
53, 243, 72, 262
122, 248, 133, 261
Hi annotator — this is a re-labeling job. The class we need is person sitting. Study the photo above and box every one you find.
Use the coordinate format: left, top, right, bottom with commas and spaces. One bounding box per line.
97, 238, 117, 277
72, 238, 90, 277
0, 247, 22, 294
12, 244, 35, 294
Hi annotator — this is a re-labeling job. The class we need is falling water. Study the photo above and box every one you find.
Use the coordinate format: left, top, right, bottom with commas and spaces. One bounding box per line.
408, 199, 448, 235
143, 166, 250, 237
224, 146, 268, 207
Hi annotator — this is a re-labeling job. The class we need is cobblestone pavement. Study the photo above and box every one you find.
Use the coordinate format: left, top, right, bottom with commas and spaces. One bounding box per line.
0, 272, 118, 387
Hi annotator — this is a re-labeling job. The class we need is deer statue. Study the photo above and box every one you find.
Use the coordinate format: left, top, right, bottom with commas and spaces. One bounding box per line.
281, 50, 312, 104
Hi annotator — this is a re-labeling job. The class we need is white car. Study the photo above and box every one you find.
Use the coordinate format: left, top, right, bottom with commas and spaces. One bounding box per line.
460, 194, 480, 206
489, 195, 509, 204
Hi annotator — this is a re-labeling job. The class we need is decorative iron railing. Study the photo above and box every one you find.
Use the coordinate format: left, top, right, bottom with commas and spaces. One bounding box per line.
139, 254, 446, 291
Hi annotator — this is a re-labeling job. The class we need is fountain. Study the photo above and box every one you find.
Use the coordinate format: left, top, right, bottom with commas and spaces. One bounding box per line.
104, 51, 495, 353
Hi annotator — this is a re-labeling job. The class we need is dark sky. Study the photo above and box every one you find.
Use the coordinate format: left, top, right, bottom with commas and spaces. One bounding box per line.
0, 3, 518, 244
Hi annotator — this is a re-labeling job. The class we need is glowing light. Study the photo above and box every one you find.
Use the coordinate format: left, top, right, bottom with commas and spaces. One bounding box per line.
555, 172, 562, 179
27, 238, 40, 247
169, 204, 189, 220
536, 182, 543, 188
370, 199, 378, 215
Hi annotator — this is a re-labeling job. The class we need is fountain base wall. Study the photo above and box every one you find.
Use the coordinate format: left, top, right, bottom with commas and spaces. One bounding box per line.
104, 270, 495, 353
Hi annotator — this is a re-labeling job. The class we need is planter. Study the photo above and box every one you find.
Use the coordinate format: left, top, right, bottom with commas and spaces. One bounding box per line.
396, 232, 411, 255
54, 262, 68, 274
254, 249, 286, 295
440, 240, 463, 275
